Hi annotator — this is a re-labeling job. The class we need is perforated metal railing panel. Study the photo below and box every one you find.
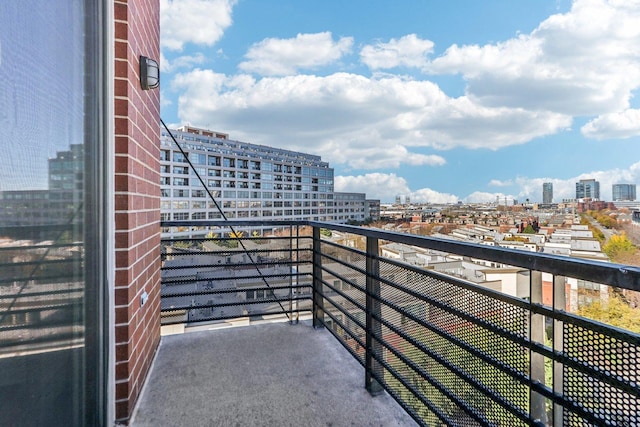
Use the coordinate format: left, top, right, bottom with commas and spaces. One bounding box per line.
319, 242, 368, 364
562, 317, 640, 426
318, 239, 532, 426
160, 235, 313, 324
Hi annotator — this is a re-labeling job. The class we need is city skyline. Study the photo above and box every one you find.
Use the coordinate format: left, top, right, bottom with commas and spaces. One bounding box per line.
160, 0, 640, 204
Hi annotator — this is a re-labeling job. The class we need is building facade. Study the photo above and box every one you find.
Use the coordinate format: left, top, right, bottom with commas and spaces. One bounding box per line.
334, 192, 366, 222
160, 126, 336, 235
365, 199, 381, 221
542, 182, 553, 204
576, 179, 600, 200
612, 183, 636, 201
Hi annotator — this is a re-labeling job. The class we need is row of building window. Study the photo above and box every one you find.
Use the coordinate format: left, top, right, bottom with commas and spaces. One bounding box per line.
161, 200, 334, 210
160, 150, 332, 177
161, 165, 333, 184
161, 190, 335, 200
162, 210, 337, 220
161, 178, 333, 192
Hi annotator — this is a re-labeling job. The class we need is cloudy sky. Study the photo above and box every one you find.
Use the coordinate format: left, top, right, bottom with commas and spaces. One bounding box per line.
160, 0, 640, 204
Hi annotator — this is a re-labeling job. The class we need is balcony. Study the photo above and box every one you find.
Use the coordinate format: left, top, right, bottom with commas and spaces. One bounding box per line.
145, 220, 640, 426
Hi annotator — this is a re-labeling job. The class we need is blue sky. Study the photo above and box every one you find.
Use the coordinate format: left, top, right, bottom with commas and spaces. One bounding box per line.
160, 0, 640, 204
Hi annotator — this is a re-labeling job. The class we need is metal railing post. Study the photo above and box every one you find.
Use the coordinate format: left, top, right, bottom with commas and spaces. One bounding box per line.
312, 226, 324, 328
288, 225, 294, 324
365, 235, 383, 395
530, 270, 548, 425
553, 275, 566, 427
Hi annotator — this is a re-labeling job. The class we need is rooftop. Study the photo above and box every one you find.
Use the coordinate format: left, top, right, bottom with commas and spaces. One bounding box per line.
132, 321, 417, 427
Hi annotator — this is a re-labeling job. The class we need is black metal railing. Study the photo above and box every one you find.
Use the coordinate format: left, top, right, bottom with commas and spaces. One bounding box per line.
160, 221, 314, 325
160, 220, 640, 426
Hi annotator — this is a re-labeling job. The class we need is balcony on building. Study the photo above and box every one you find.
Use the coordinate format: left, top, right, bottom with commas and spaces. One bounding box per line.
131, 219, 640, 426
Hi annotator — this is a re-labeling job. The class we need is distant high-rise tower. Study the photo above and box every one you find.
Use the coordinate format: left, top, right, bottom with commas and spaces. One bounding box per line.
542, 182, 553, 204
612, 184, 636, 201
576, 179, 600, 200
405, 195, 411, 205
395, 195, 401, 205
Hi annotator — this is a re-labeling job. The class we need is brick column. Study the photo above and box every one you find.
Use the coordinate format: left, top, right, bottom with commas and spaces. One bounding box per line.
113, 0, 161, 422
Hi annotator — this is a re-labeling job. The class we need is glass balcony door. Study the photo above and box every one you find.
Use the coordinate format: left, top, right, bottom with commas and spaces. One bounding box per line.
0, 1, 108, 425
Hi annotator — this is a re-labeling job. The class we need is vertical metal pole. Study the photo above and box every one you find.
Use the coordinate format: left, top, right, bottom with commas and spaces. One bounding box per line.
530, 270, 548, 425
294, 225, 300, 323
288, 225, 293, 324
553, 275, 566, 427
312, 226, 324, 328
366, 236, 384, 395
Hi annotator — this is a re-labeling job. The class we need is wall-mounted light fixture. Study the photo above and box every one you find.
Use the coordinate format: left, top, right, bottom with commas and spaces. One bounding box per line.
140, 56, 159, 90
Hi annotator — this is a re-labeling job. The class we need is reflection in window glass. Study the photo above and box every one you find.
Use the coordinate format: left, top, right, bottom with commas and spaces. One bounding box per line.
0, 1, 103, 425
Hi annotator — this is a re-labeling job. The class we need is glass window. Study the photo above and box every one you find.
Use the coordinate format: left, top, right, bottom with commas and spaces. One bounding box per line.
174, 152, 187, 162
0, 1, 106, 424
191, 153, 206, 165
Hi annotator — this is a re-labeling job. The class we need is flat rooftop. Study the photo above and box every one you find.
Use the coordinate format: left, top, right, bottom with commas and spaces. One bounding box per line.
132, 321, 417, 427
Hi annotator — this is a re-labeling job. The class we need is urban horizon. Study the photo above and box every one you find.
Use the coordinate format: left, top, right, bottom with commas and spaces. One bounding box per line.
159, 0, 640, 205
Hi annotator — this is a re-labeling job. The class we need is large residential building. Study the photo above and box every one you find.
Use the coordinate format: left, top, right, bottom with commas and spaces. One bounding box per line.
576, 178, 600, 200
612, 183, 636, 201
160, 125, 337, 235
542, 182, 553, 204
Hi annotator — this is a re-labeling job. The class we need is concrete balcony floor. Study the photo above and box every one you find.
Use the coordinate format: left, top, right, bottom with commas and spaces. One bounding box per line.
132, 320, 418, 427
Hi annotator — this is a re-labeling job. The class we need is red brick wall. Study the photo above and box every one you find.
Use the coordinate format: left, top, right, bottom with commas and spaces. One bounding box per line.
113, 0, 161, 422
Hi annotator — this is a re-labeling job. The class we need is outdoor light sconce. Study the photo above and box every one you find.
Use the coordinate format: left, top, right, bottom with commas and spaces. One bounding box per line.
140, 56, 160, 90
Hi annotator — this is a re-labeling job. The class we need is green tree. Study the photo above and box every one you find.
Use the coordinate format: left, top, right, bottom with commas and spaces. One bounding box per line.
603, 233, 636, 261
577, 296, 640, 333
522, 224, 536, 234
596, 214, 618, 229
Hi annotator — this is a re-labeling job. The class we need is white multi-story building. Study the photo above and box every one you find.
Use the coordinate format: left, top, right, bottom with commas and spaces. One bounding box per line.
160, 126, 337, 236
334, 192, 367, 223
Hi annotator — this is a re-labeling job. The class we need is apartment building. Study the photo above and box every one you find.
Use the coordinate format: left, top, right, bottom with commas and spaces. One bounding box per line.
333, 192, 367, 223
161, 125, 343, 236
612, 183, 637, 201
576, 178, 600, 200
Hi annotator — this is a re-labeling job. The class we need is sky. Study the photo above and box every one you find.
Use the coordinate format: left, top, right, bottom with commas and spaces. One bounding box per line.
160, 0, 640, 204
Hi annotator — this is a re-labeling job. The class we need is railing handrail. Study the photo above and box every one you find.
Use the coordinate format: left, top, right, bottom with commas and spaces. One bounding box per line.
161, 220, 640, 292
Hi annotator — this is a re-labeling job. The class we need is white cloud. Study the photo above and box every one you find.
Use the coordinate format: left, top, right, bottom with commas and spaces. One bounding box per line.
160, 0, 236, 51
489, 179, 513, 187
238, 32, 353, 76
429, 0, 640, 117
172, 69, 571, 168
581, 108, 640, 139
335, 173, 410, 201
335, 173, 458, 203
410, 188, 459, 204
160, 52, 206, 73
360, 34, 434, 70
